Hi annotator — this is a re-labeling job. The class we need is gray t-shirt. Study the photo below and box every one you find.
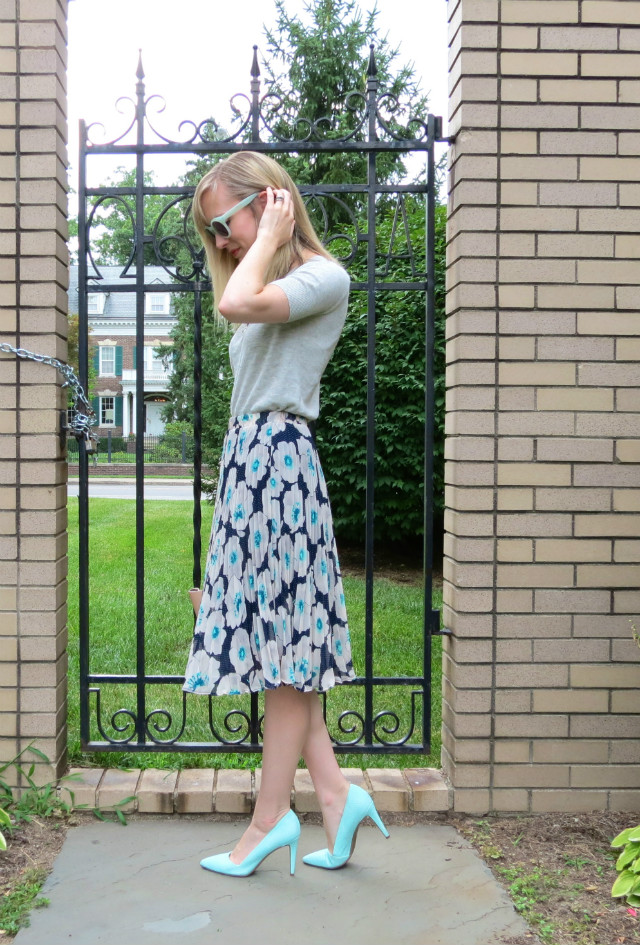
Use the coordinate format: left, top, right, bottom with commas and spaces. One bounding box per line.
228, 255, 350, 421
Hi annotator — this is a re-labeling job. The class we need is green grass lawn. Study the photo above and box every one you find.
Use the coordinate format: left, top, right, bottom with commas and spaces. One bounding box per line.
67, 499, 442, 771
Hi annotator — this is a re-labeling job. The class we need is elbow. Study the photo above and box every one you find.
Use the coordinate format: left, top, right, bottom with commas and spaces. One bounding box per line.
217, 294, 243, 323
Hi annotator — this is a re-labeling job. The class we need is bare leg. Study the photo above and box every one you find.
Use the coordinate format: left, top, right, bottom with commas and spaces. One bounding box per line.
229, 686, 311, 864
301, 692, 350, 852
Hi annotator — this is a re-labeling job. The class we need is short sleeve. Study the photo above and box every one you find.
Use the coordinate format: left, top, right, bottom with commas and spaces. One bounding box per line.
271, 259, 350, 322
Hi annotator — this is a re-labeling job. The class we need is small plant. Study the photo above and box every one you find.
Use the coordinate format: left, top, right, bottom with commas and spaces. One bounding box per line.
610, 826, 640, 906
0, 804, 11, 851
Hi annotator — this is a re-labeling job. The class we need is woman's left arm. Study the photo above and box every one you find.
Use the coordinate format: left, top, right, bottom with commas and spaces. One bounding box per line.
217, 187, 294, 324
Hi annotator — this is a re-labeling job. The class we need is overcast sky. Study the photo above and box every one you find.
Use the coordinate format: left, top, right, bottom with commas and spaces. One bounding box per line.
67, 0, 449, 187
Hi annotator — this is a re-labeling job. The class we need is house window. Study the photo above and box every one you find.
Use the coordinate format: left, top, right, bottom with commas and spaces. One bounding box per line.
147, 293, 169, 314
87, 294, 104, 314
99, 345, 115, 375
100, 396, 115, 426
144, 346, 166, 373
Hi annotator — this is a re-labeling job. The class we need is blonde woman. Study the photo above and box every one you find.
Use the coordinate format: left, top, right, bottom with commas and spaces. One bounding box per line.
183, 152, 388, 877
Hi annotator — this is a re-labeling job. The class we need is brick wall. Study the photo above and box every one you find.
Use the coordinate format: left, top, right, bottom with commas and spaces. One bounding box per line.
0, 0, 68, 786
444, 0, 640, 813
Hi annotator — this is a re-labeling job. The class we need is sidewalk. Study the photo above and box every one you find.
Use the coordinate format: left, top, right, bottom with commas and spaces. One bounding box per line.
14, 816, 539, 945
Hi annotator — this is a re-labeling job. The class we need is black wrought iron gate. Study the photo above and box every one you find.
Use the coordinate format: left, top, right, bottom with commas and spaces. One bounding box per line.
77, 47, 444, 755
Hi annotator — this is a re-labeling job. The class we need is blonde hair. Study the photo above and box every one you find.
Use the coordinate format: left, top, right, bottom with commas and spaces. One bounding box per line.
191, 152, 335, 311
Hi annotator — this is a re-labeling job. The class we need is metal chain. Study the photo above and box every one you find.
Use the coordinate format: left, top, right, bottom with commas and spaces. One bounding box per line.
0, 341, 97, 448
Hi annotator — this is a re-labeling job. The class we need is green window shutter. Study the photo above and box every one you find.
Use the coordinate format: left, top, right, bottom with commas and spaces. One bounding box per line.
132, 345, 136, 366
115, 346, 123, 376
92, 349, 99, 373
115, 396, 123, 427
92, 397, 100, 422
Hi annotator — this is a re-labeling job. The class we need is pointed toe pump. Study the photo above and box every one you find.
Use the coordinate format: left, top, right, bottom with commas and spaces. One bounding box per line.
303, 784, 389, 870
200, 810, 301, 877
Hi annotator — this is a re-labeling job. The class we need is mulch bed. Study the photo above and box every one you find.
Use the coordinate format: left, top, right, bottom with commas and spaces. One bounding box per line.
450, 810, 640, 945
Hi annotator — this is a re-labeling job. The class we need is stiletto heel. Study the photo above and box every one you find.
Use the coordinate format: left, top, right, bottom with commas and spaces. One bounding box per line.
289, 838, 298, 876
200, 810, 301, 877
303, 784, 390, 870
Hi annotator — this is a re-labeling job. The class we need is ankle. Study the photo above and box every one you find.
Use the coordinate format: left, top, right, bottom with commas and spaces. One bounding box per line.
251, 808, 290, 834
317, 780, 350, 811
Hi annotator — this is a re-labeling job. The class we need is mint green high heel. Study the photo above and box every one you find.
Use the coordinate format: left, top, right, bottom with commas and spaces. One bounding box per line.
302, 784, 389, 870
200, 810, 300, 877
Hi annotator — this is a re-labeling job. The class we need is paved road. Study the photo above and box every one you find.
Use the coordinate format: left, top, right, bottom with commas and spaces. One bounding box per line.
67, 478, 197, 501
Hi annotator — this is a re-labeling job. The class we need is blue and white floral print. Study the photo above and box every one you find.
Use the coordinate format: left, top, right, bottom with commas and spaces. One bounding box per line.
183, 411, 355, 696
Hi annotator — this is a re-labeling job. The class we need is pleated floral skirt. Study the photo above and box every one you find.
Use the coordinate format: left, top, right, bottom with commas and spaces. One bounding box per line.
183, 411, 356, 696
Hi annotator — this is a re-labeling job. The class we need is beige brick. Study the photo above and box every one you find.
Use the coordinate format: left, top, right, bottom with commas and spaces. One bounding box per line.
96, 769, 140, 813
540, 79, 618, 102
491, 789, 530, 812
497, 539, 533, 562
502, 52, 577, 76
495, 589, 534, 612
572, 765, 640, 789
615, 589, 640, 612
540, 132, 625, 155
582, 53, 640, 78
617, 441, 640, 463
503, 157, 578, 181
615, 540, 640, 562
536, 588, 611, 612
578, 259, 640, 284
495, 639, 532, 663
617, 338, 640, 360
498, 439, 534, 461
575, 415, 640, 438
135, 769, 178, 814
531, 790, 607, 812
367, 768, 409, 812
497, 285, 535, 308
536, 539, 611, 563
494, 765, 570, 789
501, 181, 538, 206
215, 768, 251, 814
538, 284, 614, 310
497, 512, 572, 537
500, 103, 580, 129
541, 26, 618, 50
404, 769, 451, 812
502, 1, 579, 23
497, 615, 571, 639
615, 490, 640, 512
500, 78, 538, 102
536, 438, 612, 463
583, 1, 640, 25
500, 363, 576, 387
572, 665, 640, 689
541, 182, 616, 206
494, 741, 530, 763
533, 740, 608, 764
494, 715, 569, 738
532, 689, 609, 713
59, 768, 104, 810
612, 690, 640, 712
501, 26, 538, 49
617, 286, 640, 309
497, 463, 571, 487
452, 788, 490, 814
496, 666, 569, 693
497, 564, 573, 588
175, 769, 215, 814
502, 207, 577, 232
579, 314, 640, 338
609, 791, 640, 811
581, 207, 640, 232
497, 490, 534, 511
577, 564, 640, 587
538, 233, 613, 257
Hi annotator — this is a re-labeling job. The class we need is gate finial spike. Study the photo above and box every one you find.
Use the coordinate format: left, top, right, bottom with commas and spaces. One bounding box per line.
251, 45, 260, 78
136, 49, 144, 80
367, 44, 377, 77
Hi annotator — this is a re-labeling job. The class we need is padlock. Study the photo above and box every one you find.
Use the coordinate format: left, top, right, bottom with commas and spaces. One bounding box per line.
83, 430, 97, 454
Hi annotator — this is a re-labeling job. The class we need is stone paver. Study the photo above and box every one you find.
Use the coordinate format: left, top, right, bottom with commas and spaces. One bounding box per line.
13, 819, 540, 945
367, 767, 410, 812
405, 767, 452, 811
60, 767, 103, 808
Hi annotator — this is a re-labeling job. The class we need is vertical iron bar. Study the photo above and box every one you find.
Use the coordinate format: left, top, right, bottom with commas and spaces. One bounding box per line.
422, 115, 437, 751
250, 45, 261, 741
134, 53, 146, 744
192, 286, 202, 591
77, 119, 90, 748
250, 46, 260, 143
364, 47, 378, 746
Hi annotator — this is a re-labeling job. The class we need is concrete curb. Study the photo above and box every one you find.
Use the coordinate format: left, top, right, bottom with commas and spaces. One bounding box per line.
61, 766, 452, 815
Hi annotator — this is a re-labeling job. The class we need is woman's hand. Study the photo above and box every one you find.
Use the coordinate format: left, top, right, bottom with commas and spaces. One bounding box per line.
256, 186, 295, 249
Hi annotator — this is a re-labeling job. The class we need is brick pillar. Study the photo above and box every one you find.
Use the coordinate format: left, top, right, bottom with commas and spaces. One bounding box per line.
0, 0, 68, 787
444, 0, 640, 813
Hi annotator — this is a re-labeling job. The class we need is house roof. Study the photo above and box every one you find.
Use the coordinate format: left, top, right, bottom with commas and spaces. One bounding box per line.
68, 265, 175, 320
